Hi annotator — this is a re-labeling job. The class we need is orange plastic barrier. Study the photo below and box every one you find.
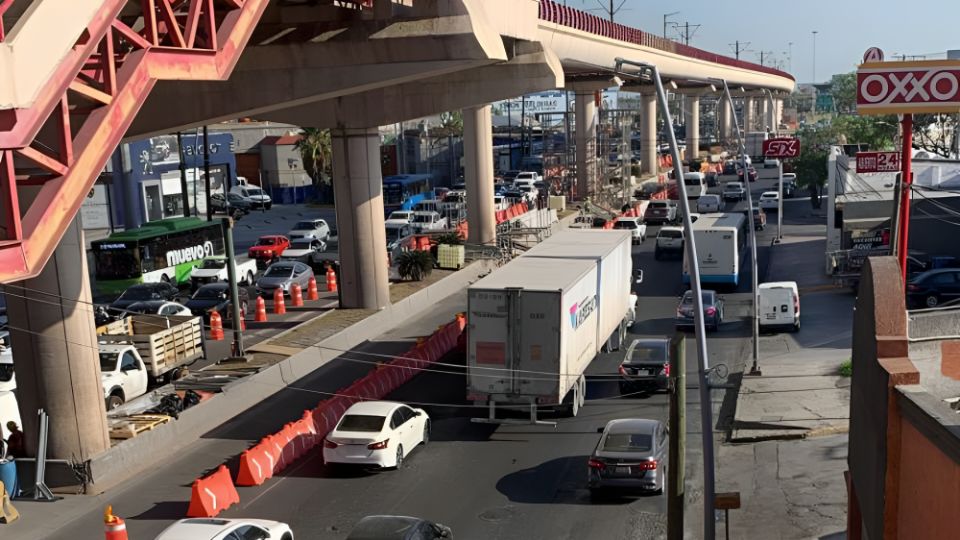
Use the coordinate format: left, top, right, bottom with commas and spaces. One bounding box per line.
104, 506, 127, 540
187, 465, 239, 518
307, 276, 320, 301
209, 310, 224, 340
273, 288, 286, 315
236, 442, 274, 486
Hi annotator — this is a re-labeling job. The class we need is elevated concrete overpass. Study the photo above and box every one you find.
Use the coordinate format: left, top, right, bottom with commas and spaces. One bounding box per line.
0, 0, 793, 467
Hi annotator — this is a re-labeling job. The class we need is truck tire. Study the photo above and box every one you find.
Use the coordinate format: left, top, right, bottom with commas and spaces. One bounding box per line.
106, 392, 125, 411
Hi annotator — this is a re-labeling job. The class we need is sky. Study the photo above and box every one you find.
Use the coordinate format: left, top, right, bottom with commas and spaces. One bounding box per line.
576, 0, 960, 83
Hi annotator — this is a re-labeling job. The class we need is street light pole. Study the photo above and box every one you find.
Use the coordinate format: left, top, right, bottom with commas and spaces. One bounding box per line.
721, 81, 761, 376
812, 31, 818, 83
614, 57, 716, 540
663, 11, 680, 40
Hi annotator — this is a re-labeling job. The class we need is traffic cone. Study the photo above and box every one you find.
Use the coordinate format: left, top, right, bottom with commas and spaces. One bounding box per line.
307, 277, 320, 301
104, 506, 128, 540
254, 296, 268, 322
326, 266, 338, 293
273, 287, 286, 315
291, 283, 304, 307
209, 310, 224, 340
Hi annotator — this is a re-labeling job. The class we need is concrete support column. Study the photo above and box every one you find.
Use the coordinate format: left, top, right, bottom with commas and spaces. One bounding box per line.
760, 98, 770, 132
640, 91, 657, 175
685, 94, 700, 162
463, 105, 495, 244
574, 92, 597, 198
331, 127, 390, 309
718, 99, 732, 145
775, 99, 783, 130
744, 97, 755, 133
5, 215, 109, 460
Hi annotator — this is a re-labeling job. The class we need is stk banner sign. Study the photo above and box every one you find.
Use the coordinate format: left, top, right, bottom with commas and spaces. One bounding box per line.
857, 60, 960, 115
762, 138, 801, 158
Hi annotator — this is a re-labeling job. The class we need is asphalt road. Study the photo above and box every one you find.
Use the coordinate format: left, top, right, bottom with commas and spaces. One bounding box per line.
37, 167, 808, 539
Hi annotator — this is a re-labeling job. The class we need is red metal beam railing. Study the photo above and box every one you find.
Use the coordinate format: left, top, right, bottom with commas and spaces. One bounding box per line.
538, 0, 795, 82
0, 0, 269, 282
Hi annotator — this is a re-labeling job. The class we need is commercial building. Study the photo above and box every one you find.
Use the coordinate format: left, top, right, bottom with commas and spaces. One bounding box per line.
847, 256, 960, 539
826, 147, 960, 279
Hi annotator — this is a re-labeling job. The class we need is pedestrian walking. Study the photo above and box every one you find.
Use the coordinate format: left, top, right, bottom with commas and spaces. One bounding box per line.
4, 422, 23, 459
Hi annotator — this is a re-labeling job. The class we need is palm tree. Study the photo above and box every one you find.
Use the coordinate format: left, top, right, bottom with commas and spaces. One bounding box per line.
294, 128, 332, 186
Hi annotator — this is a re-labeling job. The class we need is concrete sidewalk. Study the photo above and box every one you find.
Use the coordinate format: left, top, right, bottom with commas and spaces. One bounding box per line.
731, 233, 854, 442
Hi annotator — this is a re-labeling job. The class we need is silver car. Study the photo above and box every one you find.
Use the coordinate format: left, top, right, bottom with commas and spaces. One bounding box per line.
256, 261, 314, 297
588, 418, 668, 497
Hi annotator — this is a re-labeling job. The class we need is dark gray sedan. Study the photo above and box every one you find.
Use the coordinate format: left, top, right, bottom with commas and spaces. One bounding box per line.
675, 289, 724, 332
618, 338, 670, 394
256, 261, 314, 297
588, 418, 668, 497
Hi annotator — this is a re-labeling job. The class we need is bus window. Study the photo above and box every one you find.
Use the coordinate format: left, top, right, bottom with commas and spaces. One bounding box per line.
94, 247, 141, 280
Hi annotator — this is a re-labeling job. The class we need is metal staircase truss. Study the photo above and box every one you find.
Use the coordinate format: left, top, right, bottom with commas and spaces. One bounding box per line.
0, 0, 268, 283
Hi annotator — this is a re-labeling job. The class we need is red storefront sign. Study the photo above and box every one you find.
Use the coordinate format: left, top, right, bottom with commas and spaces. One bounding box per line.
855, 151, 901, 173
762, 138, 801, 158
857, 60, 960, 115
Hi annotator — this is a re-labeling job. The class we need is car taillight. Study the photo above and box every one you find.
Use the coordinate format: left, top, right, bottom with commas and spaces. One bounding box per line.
907, 284, 920, 292
663, 362, 670, 377
588, 458, 605, 470
705, 307, 717, 316
618, 365, 628, 376
323, 439, 338, 449
367, 439, 389, 450
638, 459, 659, 471
793, 294, 799, 314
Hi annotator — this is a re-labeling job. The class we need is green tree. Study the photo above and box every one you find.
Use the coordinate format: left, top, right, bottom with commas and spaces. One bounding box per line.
832, 114, 898, 150
792, 125, 837, 208
830, 72, 858, 114
293, 128, 332, 186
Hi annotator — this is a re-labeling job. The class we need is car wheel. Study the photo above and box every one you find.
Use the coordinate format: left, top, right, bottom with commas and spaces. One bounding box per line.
245, 271, 255, 285
106, 393, 124, 410
619, 382, 632, 396
792, 320, 801, 332
422, 420, 431, 445
925, 295, 939, 308
160, 274, 171, 284
589, 488, 604, 501
281, 534, 293, 540
394, 445, 404, 469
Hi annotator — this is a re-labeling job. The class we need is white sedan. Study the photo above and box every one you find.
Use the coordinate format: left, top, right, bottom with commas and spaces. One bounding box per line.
323, 401, 430, 469
125, 300, 192, 317
154, 518, 293, 540
759, 191, 780, 210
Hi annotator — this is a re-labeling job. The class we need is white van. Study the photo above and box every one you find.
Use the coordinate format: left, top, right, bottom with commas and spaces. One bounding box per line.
759, 281, 800, 332
230, 184, 272, 210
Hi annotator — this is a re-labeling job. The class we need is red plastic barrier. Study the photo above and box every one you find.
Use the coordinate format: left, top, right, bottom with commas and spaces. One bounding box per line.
187, 465, 240, 517
236, 442, 274, 486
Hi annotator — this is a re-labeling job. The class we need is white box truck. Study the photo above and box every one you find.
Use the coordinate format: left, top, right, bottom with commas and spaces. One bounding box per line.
466, 231, 636, 423
522, 229, 635, 352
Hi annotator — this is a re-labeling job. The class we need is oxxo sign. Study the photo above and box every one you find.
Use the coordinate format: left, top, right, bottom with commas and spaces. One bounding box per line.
857, 60, 960, 115
762, 138, 801, 159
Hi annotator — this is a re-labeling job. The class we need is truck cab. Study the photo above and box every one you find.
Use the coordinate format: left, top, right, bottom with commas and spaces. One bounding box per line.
100, 344, 149, 410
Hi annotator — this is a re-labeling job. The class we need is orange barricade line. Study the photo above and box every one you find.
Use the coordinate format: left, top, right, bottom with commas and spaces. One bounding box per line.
187, 465, 240, 518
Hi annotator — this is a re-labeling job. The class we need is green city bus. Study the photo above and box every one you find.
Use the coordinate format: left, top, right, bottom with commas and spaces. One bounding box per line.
91, 217, 225, 295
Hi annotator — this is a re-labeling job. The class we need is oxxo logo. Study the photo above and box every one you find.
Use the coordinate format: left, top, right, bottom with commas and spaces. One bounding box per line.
569, 295, 598, 329
858, 69, 960, 106
166, 241, 214, 267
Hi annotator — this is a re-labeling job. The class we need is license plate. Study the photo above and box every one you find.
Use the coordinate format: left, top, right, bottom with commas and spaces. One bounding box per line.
638, 369, 651, 376
615, 466, 631, 475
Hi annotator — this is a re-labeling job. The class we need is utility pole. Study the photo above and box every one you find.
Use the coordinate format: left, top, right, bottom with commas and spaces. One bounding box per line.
812, 30, 818, 83
787, 42, 794, 72
678, 21, 700, 45
730, 40, 751, 60
667, 333, 686, 540
663, 11, 680, 39
203, 125, 212, 222
177, 132, 190, 217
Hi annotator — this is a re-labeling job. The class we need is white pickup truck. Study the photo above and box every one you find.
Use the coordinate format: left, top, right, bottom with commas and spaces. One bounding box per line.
411, 211, 448, 233
189, 256, 258, 289
98, 315, 205, 409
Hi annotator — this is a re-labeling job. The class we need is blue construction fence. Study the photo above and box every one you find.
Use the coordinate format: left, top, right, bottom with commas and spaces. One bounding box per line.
264, 183, 334, 205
